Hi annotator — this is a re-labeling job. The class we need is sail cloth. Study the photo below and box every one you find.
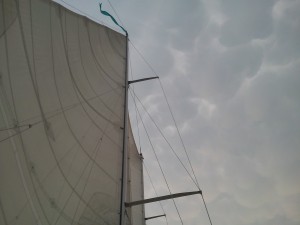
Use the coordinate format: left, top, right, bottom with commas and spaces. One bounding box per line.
0, 0, 141, 224
127, 125, 145, 225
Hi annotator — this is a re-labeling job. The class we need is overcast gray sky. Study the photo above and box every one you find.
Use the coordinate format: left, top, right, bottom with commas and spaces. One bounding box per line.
55, 1, 300, 225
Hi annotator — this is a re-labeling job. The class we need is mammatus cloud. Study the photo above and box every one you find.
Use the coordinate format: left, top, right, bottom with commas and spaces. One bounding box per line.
219, 0, 275, 47
126, 1, 300, 225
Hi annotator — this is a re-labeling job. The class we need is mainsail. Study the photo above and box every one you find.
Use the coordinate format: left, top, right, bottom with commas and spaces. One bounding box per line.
0, 0, 143, 224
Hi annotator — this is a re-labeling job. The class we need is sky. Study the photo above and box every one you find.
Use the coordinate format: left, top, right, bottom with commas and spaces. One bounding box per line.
55, 1, 300, 225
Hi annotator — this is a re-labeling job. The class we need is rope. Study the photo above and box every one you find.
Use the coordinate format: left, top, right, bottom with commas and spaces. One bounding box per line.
157, 78, 201, 189
106, 0, 126, 28
0, 125, 33, 143
129, 88, 199, 188
128, 40, 214, 225
54, 0, 105, 26
129, 89, 184, 225
201, 194, 213, 225
0, 124, 32, 131
129, 39, 201, 189
129, 55, 142, 152
55, 1, 214, 224
127, 46, 214, 225
144, 162, 169, 225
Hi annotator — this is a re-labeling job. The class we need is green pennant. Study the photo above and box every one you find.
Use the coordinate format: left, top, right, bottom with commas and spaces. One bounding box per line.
99, 3, 128, 36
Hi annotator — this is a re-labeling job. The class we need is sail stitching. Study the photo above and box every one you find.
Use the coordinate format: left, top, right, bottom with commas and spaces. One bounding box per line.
11, 124, 94, 225
52, 4, 119, 184
87, 21, 123, 86
22, 6, 117, 224
77, 18, 122, 120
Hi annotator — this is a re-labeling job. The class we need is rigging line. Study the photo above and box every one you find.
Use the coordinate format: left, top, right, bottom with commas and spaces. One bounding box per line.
201, 194, 213, 225
129, 29, 214, 225
129, 40, 202, 189
132, 87, 142, 153
128, 56, 142, 152
143, 162, 169, 225
0, 124, 32, 131
131, 89, 214, 225
53, 0, 107, 28
130, 39, 200, 189
127, 41, 202, 186
106, 0, 126, 29
131, 90, 184, 225
128, 40, 159, 78
0, 122, 38, 143
129, 88, 199, 188
158, 78, 201, 189
157, 79, 215, 225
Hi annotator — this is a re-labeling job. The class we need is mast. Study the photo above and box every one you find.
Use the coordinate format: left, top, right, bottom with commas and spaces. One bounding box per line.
119, 33, 129, 225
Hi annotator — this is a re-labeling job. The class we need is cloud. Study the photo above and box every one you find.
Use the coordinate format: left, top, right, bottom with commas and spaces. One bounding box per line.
136, 1, 300, 224
267, 0, 300, 64
219, 0, 275, 46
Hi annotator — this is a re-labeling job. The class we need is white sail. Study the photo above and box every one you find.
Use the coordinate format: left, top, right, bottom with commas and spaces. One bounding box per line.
0, 0, 143, 224
127, 125, 145, 225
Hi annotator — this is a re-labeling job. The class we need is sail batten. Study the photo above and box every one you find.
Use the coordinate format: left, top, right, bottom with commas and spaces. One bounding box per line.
0, 0, 144, 224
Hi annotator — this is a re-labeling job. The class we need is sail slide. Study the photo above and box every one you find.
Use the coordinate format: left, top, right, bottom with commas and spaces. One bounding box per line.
0, 0, 143, 224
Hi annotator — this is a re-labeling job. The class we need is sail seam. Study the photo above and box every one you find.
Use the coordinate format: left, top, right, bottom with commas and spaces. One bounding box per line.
77, 18, 121, 120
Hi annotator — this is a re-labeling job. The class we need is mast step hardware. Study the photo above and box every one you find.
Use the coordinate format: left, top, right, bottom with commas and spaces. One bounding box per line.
125, 190, 202, 207
128, 76, 159, 85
